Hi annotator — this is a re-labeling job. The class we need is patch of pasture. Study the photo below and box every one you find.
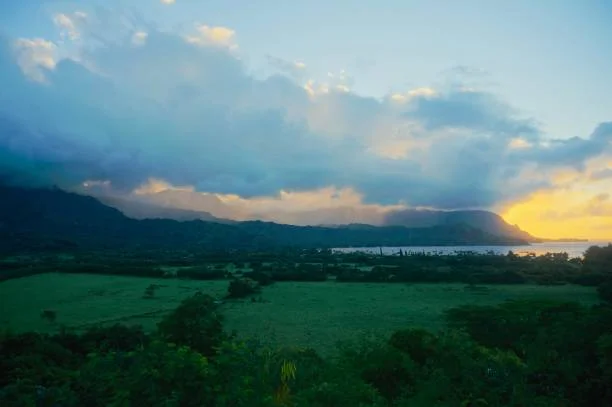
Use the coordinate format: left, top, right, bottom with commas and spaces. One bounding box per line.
0, 273, 227, 333
221, 282, 599, 354
0, 274, 599, 355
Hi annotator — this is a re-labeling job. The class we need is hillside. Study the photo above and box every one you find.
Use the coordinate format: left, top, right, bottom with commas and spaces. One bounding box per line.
97, 195, 231, 223
0, 186, 529, 252
384, 209, 538, 242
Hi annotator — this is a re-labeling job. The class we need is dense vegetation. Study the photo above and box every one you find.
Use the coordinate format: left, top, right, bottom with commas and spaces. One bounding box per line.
2, 292, 612, 406
2, 183, 611, 406
2, 245, 612, 301
1, 246, 610, 405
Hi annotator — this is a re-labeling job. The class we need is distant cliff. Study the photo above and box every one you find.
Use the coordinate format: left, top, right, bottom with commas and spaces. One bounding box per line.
384, 209, 539, 242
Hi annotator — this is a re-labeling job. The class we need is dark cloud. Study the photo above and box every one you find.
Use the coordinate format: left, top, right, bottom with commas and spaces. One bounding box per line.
0, 17, 611, 212
513, 122, 612, 170
404, 90, 540, 138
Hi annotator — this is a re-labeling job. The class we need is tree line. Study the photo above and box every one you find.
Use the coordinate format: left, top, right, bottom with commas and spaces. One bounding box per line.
3, 245, 612, 302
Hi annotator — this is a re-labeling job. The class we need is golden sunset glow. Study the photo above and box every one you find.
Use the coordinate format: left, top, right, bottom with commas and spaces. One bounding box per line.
502, 188, 612, 240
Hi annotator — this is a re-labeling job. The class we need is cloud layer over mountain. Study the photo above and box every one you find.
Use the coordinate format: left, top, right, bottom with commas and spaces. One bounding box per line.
0, 7, 611, 231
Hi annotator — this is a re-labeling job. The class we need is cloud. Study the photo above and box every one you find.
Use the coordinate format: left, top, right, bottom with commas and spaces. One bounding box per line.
403, 87, 540, 137
131, 31, 148, 46
160, 0, 176, 4
390, 87, 437, 103
501, 122, 612, 179
591, 168, 612, 181
83, 178, 397, 225
501, 158, 612, 239
12, 38, 57, 82
503, 186, 612, 239
508, 138, 533, 150
299, 70, 356, 97
1, 8, 611, 227
185, 24, 237, 50
53, 11, 88, 42
266, 55, 307, 81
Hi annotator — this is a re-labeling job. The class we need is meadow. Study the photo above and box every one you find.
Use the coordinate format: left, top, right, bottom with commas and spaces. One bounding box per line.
0, 272, 600, 354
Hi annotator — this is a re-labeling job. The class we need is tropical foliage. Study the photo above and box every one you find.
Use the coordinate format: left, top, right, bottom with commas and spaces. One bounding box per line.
2, 291, 612, 406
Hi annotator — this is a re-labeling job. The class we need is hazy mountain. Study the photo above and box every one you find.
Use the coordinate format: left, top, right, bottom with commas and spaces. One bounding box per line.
80, 187, 539, 242
0, 186, 528, 252
97, 195, 233, 223
384, 209, 539, 242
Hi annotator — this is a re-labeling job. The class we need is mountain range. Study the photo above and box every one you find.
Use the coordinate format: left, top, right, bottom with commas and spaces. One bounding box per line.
93, 190, 538, 241
0, 185, 538, 252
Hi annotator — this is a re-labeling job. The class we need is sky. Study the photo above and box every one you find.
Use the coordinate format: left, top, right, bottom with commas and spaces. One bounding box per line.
0, 0, 611, 239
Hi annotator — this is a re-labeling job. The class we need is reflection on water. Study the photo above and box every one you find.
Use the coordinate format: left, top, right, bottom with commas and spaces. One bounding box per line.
335, 241, 612, 259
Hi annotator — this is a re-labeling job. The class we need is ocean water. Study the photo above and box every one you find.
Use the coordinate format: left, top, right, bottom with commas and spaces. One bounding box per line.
334, 241, 612, 259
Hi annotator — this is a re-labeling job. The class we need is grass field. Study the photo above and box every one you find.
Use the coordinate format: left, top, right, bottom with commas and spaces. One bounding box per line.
0, 273, 228, 333
0, 273, 601, 354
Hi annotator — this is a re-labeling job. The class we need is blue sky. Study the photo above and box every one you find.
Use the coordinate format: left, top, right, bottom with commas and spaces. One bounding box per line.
1, 0, 611, 236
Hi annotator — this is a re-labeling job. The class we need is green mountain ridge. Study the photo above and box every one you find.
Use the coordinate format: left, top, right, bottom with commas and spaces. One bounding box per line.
383, 208, 538, 241
0, 185, 530, 252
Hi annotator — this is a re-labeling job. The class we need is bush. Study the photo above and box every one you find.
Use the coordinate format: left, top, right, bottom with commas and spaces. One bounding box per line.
572, 273, 609, 286
40, 309, 57, 323
157, 293, 226, 357
176, 267, 225, 280
388, 328, 439, 366
598, 281, 612, 303
227, 278, 260, 299
77, 341, 215, 407
77, 324, 148, 354
142, 284, 158, 299
336, 337, 418, 402
243, 271, 274, 286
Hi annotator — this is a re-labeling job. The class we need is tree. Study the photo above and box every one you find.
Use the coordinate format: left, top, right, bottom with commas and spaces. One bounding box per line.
335, 336, 418, 402
227, 277, 260, 298
598, 281, 612, 303
243, 271, 274, 286
388, 328, 438, 366
157, 293, 226, 357
583, 244, 612, 274
77, 341, 215, 407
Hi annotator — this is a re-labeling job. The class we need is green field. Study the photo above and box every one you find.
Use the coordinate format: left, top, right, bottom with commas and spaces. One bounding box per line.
0, 273, 601, 354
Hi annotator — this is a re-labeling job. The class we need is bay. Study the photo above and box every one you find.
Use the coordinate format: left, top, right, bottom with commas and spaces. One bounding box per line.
334, 240, 612, 259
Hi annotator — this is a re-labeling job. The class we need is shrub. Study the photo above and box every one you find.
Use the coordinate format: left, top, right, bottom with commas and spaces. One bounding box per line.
77, 341, 215, 407
227, 278, 260, 299
336, 337, 418, 402
243, 271, 274, 286
142, 284, 158, 299
157, 293, 226, 357
176, 267, 225, 280
598, 281, 612, 303
40, 309, 57, 323
388, 328, 439, 366
77, 325, 148, 354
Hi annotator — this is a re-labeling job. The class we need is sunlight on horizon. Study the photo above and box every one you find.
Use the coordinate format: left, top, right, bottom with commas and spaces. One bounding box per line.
503, 191, 612, 240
